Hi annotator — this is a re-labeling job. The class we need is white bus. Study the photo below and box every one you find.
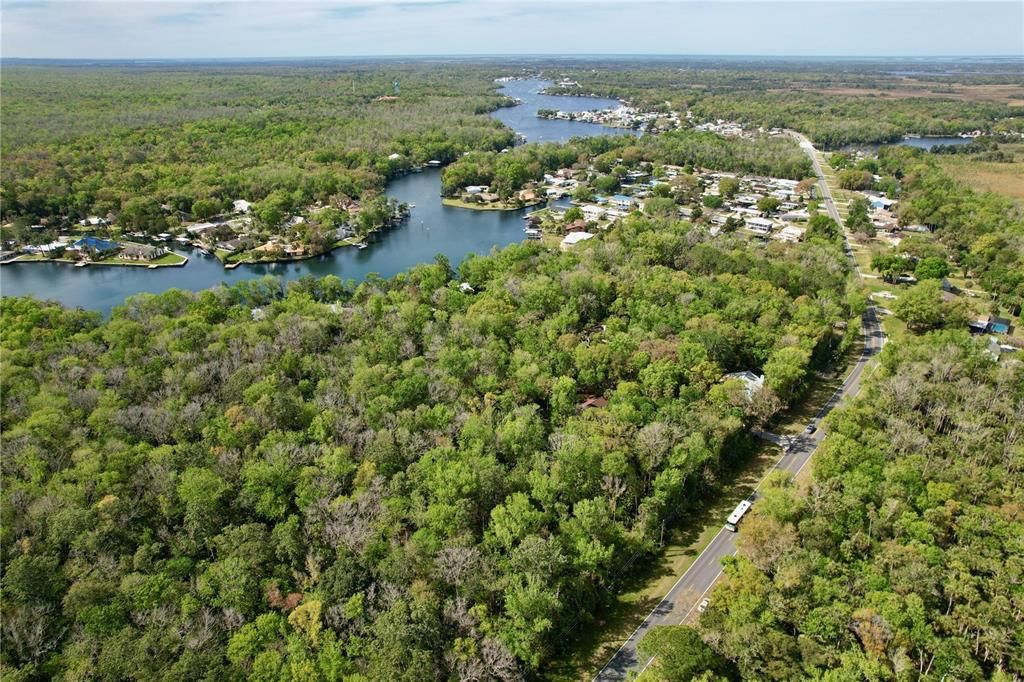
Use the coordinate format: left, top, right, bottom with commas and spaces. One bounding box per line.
725, 499, 753, 532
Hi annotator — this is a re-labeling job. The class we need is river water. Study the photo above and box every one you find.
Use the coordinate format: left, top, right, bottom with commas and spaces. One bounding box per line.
896, 136, 973, 150
1, 79, 635, 315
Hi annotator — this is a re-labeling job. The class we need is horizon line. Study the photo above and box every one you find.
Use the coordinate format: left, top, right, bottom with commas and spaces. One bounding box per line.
4, 53, 1023, 62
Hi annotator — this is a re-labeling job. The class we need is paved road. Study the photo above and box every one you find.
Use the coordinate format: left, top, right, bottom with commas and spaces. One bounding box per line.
593, 133, 886, 681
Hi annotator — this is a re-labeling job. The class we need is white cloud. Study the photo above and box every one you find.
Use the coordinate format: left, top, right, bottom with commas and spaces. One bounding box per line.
2, 1, 1021, 58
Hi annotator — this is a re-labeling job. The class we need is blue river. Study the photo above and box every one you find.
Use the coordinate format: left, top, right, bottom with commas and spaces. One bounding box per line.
1, 79, 635, 314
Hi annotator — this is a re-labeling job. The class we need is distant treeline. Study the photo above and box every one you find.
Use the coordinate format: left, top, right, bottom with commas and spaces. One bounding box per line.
542, 67, 1024, 148
1, 64, 515, 228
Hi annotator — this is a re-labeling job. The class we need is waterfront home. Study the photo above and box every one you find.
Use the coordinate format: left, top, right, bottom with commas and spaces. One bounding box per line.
119, 244, 166, 261
524, 228, 542, 240
610, 194, 636, 210
187, 222, 219, 236
561, 232, 595, 250
72, 236, 120, 255
24, 240, 67, 255
216, 239, 242, 252
465, 185, 489, 194
518, 189, 538, 202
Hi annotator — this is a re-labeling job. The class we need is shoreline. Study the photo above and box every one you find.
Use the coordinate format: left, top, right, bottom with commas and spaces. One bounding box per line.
2, 254, 188, 269
221, 238, 371, 269
442, 197, 545, 211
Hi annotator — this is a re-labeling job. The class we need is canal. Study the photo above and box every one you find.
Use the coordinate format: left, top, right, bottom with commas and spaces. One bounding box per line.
1, 79, 635, 315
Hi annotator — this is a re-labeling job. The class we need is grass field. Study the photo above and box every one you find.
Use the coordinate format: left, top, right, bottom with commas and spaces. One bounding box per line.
936, 150, 1024, 201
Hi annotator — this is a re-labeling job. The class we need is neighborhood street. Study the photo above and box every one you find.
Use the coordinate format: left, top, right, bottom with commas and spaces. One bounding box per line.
593, 134, 887, 681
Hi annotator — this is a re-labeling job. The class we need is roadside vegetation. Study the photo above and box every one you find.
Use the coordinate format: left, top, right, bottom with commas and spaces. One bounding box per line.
639, 332, 1023, 681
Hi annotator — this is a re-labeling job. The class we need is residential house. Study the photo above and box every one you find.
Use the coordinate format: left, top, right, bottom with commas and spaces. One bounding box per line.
778, 225, 806, 243
722, 371, 765, 398
119, 244, 165, 261
988, 316, 1012, 335
610, 194, 636, 211
578, 396, 609, 410
560, 232, 595, 250
581, 205, 606, 221
745, 217, 774, 234
73, 236, 120, 255
187, 222, 219, 236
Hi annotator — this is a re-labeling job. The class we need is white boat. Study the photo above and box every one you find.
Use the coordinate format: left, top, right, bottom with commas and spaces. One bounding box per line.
356, 243, 368, 250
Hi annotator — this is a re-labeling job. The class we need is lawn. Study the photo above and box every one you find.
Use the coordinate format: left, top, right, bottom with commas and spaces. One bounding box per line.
94, 251, 187, 267
441, 197, 542, 211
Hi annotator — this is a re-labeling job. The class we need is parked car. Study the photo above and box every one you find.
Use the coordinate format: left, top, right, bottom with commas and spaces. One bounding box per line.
698, 598, 710, 613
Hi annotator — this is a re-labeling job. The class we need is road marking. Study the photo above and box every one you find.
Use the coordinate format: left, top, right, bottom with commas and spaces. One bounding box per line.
592, 527, 729, 680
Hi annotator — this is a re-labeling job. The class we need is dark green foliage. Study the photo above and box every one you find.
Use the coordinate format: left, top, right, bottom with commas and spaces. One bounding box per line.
1, 64, 515, 226
0, 216, 849, 678
694, 334, 1024, 680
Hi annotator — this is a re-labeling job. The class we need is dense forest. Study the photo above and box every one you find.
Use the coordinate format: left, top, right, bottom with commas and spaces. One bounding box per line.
0, 214, 854, 679
640, 331, 1024, 681
1, 64, 514, 228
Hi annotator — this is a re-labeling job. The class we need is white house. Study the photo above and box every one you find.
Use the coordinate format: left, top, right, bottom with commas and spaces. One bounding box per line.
581, 205, 606, 221
746, 217, 774, 234
778, 225, 806, 243
560, 231, 595, 250
610, 194, 636, 210
79, 216, 107, 227
187, 221, 219, 235
465, 185, 489, 194
723, 371, 765, 398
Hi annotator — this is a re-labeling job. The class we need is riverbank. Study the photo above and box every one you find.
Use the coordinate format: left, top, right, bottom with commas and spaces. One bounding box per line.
4, 252, 188, 268
441, 196, 545, 211
2, 79, 628, 315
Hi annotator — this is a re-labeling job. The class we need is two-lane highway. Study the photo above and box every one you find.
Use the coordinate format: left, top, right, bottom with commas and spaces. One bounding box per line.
593, 133, 886, 681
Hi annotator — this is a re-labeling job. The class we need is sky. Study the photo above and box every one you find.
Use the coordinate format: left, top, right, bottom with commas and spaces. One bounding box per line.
2, 0, 1022, 60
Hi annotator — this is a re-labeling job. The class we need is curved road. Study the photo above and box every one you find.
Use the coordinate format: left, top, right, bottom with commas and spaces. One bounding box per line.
593, 132, 886, 681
